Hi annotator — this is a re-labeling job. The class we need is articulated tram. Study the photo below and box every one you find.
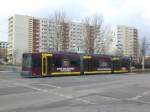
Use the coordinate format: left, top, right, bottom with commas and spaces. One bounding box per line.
21, 52, 131, 77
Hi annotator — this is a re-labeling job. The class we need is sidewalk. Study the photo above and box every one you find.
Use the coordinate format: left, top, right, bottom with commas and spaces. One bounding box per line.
0, 65, 21, 71
132, 68, 150, 73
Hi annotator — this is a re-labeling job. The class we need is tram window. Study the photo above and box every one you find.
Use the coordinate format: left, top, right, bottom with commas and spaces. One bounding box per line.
47, 57, 51, 66
53, 58, 61, 67
63, 59, 70, 67
113, 60, 121, 67
83, 60, 89, 69
23, 55, 31, 68
121, 60, 130, 67
32, 57, 41, 67
99, 61, 108, 68
63, 59, 79, 67
22, 55, 26, 67
70, 60, 79, 67
121, 62, 126, 67
93, 60, 99, 68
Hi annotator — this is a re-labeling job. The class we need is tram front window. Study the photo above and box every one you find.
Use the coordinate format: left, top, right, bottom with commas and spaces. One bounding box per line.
22, 54, 32, 68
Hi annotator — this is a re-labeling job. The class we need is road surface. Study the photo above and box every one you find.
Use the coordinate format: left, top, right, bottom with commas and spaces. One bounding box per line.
0, 71, 150, 112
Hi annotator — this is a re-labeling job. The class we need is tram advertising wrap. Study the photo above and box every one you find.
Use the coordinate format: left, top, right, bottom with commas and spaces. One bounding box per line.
21, 52, 131, 77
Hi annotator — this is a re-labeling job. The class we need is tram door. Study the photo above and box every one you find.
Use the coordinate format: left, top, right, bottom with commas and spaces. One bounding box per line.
83, 56, 92, 74
42, 53, 52, 76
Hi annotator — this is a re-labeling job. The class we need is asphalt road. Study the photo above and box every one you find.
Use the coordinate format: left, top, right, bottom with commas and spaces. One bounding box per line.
0, 71, 150, 112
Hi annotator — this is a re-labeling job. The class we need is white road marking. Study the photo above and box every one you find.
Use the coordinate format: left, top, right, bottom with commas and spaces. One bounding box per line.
0, 71, 14, 73
126, 90, 150, 101
38, 83, 61, 89
76, 98, 96, 104
13, 82, 96, 105
102, 96, 122, 101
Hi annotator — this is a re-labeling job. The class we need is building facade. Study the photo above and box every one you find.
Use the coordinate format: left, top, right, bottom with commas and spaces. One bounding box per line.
105, 25, 139, 62
68, 22, 85, 53
8, 14, 102, 64
8, 15, 35, 64
0, 41, 8, 61
38, 20, 100, 53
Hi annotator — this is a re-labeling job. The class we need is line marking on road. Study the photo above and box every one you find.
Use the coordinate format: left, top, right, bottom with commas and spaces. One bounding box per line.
126, 90, 150, 101
0, 71, 14, 72
38, 84, 61, 89
76, 98, 96, 104
102, 96, 122, 101
13, 82, 96, 105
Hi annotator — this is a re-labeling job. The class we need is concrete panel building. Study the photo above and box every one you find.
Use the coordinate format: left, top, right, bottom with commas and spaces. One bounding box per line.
8, 14, 102, 64
8, 15, 34, 64
0, 41, 8, 61
105, 25, 139, 62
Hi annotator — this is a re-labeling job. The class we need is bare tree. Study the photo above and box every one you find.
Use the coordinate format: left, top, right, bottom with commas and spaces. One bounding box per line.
52, 10, 68, 52
141, 37, 147, 71
83, 17, 91, 54
97, 24, 110, 54
83, 14, 103, 54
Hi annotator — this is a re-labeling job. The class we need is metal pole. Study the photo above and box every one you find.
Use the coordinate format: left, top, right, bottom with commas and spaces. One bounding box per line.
142, 37, 146, 71
142, 55, 145, 71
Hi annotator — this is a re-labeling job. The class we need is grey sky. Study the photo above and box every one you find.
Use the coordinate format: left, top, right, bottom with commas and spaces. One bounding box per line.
0, 0, 150, 44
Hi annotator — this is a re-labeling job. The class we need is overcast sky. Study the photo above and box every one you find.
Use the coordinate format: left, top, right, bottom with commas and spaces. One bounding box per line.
0, 0, 150, 43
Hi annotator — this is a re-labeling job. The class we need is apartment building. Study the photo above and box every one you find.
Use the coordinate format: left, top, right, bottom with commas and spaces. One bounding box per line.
68, 22, 85, 53
105, 26, 118, 55
8, 14, 102, 64
105, 25, 139, 62
39, 19, 66, 52
39, 19, 101, 53
8, 15, 34, 64
0, 41, 8, 61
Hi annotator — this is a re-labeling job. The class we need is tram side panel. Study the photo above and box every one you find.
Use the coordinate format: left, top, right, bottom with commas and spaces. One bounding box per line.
21, 52, 131, 78
91, 55, 112, 74
32, 53, 42, 76
119, 57, 130, 73
112, 57, 130, 73
81, 55, 112, 75
50, 53, 81, 76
